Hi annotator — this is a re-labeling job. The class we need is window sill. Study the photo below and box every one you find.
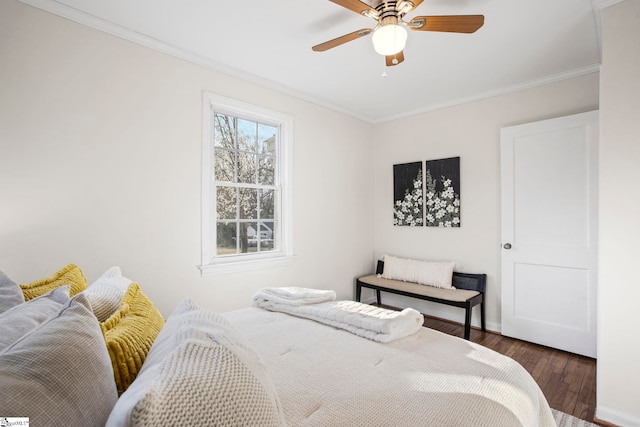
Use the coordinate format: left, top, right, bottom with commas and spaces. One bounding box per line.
199, 255, 295, 277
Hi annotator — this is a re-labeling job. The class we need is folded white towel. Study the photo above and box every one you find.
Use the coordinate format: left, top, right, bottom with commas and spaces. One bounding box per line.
325, 301, 423, 335
252, 296, 423, 343
252, 287, 336, 307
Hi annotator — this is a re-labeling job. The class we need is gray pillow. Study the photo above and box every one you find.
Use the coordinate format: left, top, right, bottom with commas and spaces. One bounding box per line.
0, 286, 70, 349
0, 270, 25, 314
0, 293, 119, 426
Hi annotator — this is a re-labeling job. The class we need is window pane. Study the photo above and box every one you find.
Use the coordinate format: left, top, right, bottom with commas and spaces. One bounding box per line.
215, 148, 235, 182
246, 221, 259, 252
216, 222, 237, 255
214, 114, 236, 149
258, 155, 275, 186
238, 188, 257, 219
258, 124, 276, 155
237, 152, 257, 184
239, 222, 254, 254
237, 119, 257, 152
216, 186, 236, 219
258, 221, 275, 252
260, 189, 275, 219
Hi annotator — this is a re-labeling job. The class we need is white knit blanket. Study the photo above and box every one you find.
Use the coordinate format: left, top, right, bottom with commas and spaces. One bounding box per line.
252, 290, 423, 343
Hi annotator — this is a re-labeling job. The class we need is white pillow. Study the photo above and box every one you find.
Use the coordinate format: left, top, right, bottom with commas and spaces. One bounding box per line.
107, 298, 286, 427
382, 254, 455, 289
0, 293, 119, 426
84, 266, 133, 322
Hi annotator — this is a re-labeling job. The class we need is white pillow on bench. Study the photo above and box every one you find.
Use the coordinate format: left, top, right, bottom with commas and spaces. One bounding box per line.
381, 254, 455, 289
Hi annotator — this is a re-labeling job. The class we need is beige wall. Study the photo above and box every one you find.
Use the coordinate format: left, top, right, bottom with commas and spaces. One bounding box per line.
597, 1, 640, 425
370, 74, 600, 331
0, 0, 375, 316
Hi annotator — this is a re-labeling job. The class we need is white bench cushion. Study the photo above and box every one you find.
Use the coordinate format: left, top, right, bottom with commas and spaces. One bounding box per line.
358, 275, 479, 303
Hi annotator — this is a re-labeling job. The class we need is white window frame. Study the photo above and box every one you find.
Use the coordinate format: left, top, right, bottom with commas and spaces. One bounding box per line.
200, 92, 294, 276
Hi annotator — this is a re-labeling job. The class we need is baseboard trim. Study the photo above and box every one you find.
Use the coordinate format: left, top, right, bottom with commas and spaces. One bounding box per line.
596, 405, 640, 427
593, 416, 618, 427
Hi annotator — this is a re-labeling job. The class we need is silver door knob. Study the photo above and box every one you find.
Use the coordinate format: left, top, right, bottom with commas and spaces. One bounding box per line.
503, 243, 512, 250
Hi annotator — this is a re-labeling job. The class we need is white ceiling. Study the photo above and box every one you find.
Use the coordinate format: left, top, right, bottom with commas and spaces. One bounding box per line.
22, 0, 602, 123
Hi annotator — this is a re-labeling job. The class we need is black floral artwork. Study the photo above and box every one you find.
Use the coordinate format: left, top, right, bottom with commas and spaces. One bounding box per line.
424, 157, 460, 227
393, 162, 423, 226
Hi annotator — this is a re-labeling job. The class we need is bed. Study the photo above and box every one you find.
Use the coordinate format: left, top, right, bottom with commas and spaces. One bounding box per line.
2, 262, 557, 426
222, 307, 556, 427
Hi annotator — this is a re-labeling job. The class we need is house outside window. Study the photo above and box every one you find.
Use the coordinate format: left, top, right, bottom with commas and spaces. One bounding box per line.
201, 93, 293, 276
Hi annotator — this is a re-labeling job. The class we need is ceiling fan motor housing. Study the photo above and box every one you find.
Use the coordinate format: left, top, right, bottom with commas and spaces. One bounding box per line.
371, 0, 417, 19
373, 1, 399, 20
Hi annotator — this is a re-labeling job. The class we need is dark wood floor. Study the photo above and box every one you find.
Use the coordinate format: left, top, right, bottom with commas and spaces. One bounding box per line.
423, 314, 597, 423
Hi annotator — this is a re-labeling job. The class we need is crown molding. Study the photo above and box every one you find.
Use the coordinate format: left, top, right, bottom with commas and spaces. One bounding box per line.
588, 0, 624, 64
591, 0, 625, 9
375, 64, 601, 123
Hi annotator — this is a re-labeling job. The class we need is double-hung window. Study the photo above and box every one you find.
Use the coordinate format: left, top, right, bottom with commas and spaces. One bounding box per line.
201, 93, 293, 276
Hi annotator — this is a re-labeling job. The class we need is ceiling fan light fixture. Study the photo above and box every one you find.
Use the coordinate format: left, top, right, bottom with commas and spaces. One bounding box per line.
371, 24, 407, 56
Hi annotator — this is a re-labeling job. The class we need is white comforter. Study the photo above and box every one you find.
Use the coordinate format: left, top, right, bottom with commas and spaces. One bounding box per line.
223, 308, 556, 427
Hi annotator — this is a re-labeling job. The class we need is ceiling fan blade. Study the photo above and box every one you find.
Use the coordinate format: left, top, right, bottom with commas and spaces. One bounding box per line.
312, 28, 372, 52
385, 51, 405, 67
409, 15, 485, 33
329, 0, 377, 16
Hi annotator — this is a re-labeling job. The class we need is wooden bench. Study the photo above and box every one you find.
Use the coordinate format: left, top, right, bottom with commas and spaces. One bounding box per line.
356, 261, 486, 340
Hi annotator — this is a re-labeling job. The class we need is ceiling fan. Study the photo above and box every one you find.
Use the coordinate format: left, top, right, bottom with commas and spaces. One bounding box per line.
312, 0, 484, 66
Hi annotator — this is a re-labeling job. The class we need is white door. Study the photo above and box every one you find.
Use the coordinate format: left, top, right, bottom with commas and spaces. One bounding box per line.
500, 110, 598, 358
